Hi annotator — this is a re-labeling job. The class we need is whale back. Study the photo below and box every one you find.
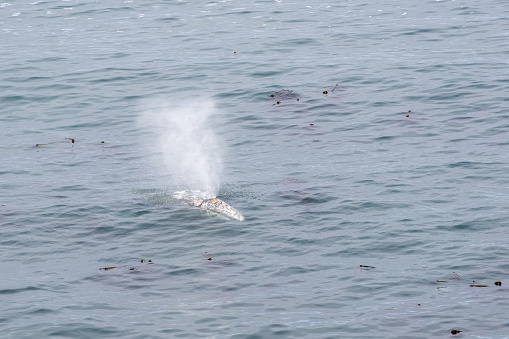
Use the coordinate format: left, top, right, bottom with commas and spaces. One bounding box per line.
190, 198, 244, 221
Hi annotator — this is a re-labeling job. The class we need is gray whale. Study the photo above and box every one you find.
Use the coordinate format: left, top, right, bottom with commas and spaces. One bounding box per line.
190, 198, 244, 221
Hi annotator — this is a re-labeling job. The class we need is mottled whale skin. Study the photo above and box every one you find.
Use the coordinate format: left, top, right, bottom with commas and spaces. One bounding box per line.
190, 198, 244, 221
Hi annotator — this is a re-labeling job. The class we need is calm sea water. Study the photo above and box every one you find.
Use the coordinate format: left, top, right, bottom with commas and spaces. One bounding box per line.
1, 0, 509, 338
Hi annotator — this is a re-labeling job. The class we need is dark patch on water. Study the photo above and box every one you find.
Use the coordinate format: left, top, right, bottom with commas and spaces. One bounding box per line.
0, 286, 41, 295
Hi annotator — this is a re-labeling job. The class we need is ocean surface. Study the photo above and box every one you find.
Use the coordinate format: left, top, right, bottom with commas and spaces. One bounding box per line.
1, 0, 509, 338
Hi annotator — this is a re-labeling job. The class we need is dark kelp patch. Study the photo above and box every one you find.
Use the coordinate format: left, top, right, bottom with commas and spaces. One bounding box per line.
99, 266, 117, 271
100, 259, 154, 272
34, 138, 106, 148
323, 83, 345, 95
436, 272, 502, 289
267, 89, 301, 106
401, 109, 422, 119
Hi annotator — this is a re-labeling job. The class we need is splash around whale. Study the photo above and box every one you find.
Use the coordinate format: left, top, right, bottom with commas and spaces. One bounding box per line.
189, 198, 244, 221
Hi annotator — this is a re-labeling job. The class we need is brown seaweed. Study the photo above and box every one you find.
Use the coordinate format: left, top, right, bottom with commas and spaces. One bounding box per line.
99, 267, 117, 270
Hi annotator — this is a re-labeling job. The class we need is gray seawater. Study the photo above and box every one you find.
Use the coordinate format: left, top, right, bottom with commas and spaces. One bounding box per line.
1, 0, 509, 338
